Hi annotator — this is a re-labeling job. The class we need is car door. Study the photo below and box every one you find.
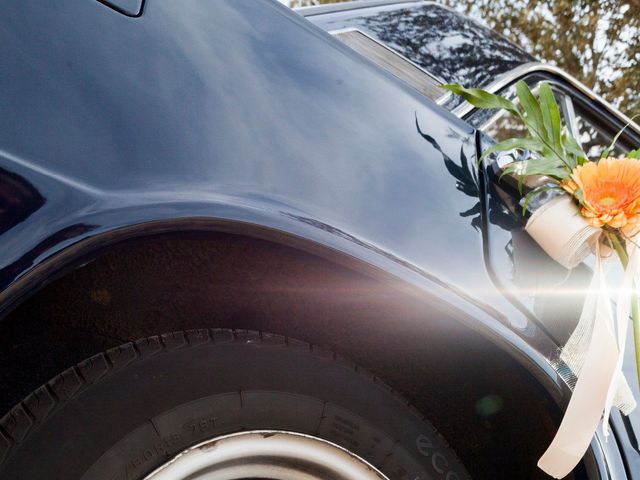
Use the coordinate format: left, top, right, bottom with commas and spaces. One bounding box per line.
464, 69, 640, 474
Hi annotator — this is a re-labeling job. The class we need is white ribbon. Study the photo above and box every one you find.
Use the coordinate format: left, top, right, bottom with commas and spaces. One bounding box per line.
604, 240, 639, 432
524, 195, 637, 478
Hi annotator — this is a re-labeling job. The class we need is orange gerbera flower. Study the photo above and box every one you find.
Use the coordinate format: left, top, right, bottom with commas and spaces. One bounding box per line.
562, 157, 640, 234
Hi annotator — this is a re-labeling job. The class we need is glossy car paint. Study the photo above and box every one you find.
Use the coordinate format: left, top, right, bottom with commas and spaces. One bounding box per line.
0, 0, 632, 477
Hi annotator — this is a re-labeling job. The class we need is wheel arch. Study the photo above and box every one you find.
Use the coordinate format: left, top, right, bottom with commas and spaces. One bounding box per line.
0, 219, 598, 478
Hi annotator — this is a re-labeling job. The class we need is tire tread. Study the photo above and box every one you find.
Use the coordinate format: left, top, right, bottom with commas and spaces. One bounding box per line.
0, 328, 458, 469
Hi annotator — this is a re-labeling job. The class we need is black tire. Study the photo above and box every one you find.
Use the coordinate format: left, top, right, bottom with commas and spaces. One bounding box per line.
0, 329, 469, 480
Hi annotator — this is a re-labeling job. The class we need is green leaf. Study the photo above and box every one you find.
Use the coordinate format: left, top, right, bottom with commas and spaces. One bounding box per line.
574, 188, 585, 205
441, 84, 520, 116
538, 83, 564, 159
629, 149, 640, 159
515, 81, 546, 140
562, 129, 588, 165
479, 137, 545, 162
503, 158, 570, 180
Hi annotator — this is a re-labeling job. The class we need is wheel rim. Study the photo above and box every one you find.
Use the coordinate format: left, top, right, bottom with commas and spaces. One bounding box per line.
143, 430, 390, 480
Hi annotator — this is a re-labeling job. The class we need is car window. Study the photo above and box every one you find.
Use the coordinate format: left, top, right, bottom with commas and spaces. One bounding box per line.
466, 78, 634, 158
572, 101, 620, 157
480, 85, 571, 144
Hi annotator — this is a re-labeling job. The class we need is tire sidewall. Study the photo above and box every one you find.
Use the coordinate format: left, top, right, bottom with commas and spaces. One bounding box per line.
1, 332, 468, 480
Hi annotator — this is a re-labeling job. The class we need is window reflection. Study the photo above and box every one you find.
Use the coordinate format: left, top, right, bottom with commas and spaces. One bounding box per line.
572, 101, 632, 158
483, 109, 527, 143
317, 4, 534, 110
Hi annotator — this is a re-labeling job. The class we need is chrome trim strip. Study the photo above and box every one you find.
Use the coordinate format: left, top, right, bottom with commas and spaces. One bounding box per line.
559, 94, 580, 139
329, 26, 451, 105
295, 0, 422, 17
329, 27, 447, 85
329, 27, 449, 103
451, 62, 640, 135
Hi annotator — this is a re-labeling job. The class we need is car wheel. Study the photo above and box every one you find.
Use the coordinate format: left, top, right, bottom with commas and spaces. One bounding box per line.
0, 329, 470, 480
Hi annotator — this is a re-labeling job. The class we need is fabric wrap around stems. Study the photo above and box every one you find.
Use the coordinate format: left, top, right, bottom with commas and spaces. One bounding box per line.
524, 195, 637, 478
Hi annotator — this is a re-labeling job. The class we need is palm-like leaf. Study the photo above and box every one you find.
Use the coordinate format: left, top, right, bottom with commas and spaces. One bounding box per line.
443, 81, 591, 210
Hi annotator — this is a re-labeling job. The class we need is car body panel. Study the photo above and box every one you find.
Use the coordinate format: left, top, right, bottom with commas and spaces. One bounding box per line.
0, 0, 560, 381
0, 0, 541, 363
0, 0, 513, 334
0, 0, 558, 395
0, 0, 634, 477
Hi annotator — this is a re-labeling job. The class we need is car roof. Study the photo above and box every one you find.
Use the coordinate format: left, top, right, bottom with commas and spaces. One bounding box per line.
300, 1, 535, 108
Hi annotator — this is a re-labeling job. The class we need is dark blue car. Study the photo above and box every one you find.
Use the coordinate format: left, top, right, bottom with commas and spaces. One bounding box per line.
0, 1, 638, 479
